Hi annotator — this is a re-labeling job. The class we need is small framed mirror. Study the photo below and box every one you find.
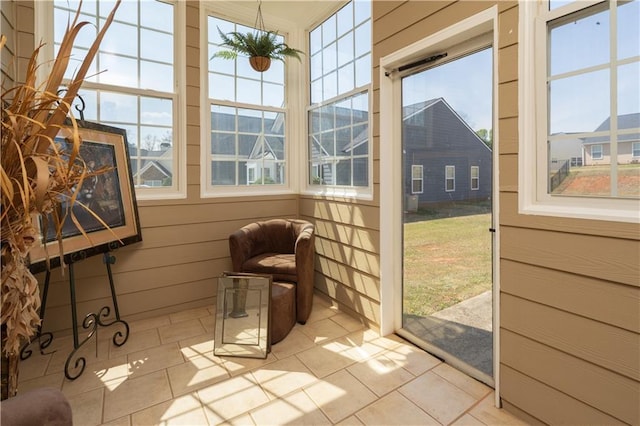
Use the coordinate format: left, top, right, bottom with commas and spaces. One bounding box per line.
214, 273, 271, 359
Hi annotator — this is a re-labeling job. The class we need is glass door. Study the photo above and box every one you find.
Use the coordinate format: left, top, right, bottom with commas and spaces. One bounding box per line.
399, 46, 494, 385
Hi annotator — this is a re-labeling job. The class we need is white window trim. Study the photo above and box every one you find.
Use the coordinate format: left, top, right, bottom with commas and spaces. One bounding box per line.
632, 142, 640, 158
199, 5, 303, 198
471, 165, 480, 191
445, 165, 455, 192
302, 1, 374, 201
35, 1, 187, 201
411, 164, 424, 194
591, 144, 604, 160
519, 1, 640, 223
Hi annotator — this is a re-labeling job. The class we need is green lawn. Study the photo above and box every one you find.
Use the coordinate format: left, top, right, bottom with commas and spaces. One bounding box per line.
403, 211, 492, 317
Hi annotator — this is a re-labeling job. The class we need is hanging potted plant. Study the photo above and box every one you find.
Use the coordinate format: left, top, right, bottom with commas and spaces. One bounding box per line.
211, 0, 302, 72
1, 0, 121, 399
212, 28, 303, 72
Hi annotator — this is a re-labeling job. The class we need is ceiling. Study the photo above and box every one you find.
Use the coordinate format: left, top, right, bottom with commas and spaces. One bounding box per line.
204, 0, 348, 31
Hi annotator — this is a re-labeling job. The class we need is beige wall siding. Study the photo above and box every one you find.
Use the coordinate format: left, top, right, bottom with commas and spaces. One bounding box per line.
496, 3, 640, 425
1, 0, 34, 86
300, 196, 381, 327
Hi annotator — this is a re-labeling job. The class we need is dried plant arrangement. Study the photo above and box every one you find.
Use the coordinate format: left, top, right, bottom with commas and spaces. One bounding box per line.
1, 0, 121, 399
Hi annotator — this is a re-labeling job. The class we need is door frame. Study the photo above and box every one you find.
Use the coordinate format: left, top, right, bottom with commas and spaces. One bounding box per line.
378, 5, 501, 404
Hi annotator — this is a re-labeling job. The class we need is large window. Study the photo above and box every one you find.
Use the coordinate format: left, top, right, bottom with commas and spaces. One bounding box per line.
205, 16, 287, 192
520, 0, 639, 222
308, 0, 371, 195
49, 0, 183, 198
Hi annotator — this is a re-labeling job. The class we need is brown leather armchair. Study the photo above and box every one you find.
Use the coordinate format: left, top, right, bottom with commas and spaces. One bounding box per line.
228, 219, 315, 324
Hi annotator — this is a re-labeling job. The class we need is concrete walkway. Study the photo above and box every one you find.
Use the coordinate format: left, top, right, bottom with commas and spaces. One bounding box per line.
403, 291, 493, 378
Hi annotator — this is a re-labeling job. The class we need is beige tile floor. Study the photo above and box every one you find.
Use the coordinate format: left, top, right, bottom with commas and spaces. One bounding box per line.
18, 295, 526, 425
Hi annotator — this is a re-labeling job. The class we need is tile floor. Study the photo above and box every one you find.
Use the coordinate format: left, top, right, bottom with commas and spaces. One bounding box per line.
17, 295, 527, 425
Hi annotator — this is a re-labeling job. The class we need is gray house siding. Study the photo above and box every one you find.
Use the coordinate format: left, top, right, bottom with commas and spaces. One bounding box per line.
402, 98, 492, 206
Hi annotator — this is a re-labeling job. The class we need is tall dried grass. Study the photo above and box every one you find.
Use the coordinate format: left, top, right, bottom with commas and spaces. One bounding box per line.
1, 0, 121, 397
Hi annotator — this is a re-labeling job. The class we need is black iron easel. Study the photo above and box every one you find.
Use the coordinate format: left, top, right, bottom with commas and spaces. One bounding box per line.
21, 251, 129, 380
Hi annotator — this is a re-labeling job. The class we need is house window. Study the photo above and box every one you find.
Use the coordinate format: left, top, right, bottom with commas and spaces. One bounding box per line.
520, 0, 639, 222
205, 16, 287, 192
445, 165, 455, 192
308, 1, 371, 196
591, 144, 603, 160
633, 142, 640, 158
47, 0, 183, 199
471, 166, 480, 190
411, 165, 423, 194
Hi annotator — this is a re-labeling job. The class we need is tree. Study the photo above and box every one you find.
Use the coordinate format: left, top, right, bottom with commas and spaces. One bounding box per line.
476, 128, 493, 149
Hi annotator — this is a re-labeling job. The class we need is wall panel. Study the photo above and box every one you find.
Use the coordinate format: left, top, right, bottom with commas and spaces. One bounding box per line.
501, 227, 639, 286
502, 259, 640, 332
502, 294, 639, 380
502, 330, 639, 424
500, 366, 625, 425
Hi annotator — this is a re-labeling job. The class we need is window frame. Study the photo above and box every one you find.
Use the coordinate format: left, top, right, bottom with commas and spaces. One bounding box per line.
591, 144, 604, 160
519, 0, 640, 223
200, 9, 298, 197
471, 165, 480, 191
411, 164, 424, 194
304, 0, 373, 200
632, 142, 640, 158
36, 0, 187, 201
445, 165, 455, 192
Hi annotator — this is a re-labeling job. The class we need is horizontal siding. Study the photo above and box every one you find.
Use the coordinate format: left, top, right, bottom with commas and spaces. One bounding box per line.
502, 294, 639, 381
501, 366, 626, 425
301, 196, 380, 327
502, 259, 640, 332
373, 1, 490, 62
314, 272, 381, 327
315, 256, 380, 301
501, 227, 639, 286
502, 330, 639, 424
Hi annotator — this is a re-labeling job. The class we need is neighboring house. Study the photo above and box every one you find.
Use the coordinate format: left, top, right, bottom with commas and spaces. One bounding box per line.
582, 113, 640, 166
129, 144, 173, 187
309, 106, 369, 186
548, 134, 584, 167
402, 98, 492, 207
210, 110, 285, 185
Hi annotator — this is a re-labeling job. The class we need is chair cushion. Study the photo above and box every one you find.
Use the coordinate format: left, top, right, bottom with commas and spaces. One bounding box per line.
242, 253, 297, 282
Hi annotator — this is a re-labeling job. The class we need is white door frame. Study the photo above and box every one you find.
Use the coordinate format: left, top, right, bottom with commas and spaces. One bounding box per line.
378, 5, 501, 406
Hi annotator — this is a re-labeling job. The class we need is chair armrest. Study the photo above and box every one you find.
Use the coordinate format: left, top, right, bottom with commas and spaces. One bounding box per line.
229, 226, 256, 272
294, 223, 315, 323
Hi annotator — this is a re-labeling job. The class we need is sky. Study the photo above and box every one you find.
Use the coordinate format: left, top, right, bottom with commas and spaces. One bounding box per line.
401, 48, 493, 132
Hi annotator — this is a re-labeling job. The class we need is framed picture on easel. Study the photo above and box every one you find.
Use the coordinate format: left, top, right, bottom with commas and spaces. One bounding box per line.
28, 120, 142, 273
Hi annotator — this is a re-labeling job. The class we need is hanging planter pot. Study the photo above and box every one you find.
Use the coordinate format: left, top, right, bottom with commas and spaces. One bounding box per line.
249, 56, 271, 72
210, 1, 303, 73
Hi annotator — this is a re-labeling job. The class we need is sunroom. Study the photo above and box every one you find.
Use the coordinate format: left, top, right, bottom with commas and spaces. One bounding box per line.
1, 1, 638, 425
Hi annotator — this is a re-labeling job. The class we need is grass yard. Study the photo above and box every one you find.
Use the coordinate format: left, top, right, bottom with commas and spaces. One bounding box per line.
403, 209, 492, 317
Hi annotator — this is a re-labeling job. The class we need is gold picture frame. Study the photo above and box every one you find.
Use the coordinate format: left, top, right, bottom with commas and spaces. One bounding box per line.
29, 121, 142, 273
